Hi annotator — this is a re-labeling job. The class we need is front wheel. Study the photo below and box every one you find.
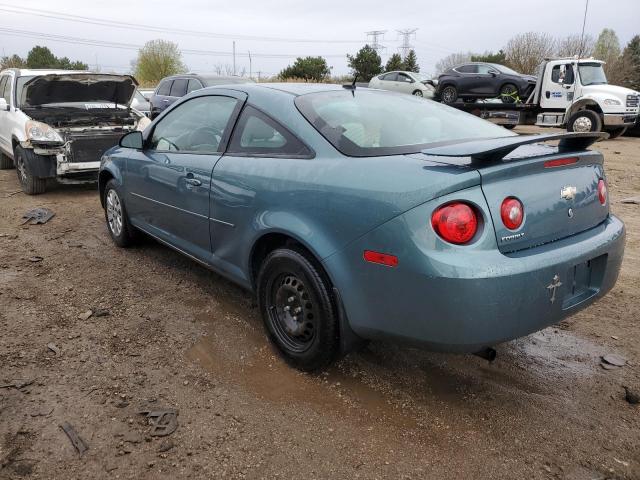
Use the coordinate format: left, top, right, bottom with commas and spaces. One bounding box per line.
567, 110, 603, 133
440, 85, 458, 104
103, 179, 137, 247
257, 248, 339, 371
499, 84, 518, 103
14, 147, 46, 195
604, 127, 627, 139
412, 90, 423, 97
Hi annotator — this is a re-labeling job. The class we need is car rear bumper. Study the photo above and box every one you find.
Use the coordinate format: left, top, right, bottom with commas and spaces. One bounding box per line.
324, 210, 625, 353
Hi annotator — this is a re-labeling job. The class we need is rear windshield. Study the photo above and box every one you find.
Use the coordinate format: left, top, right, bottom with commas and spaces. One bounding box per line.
295, 90, 514, 157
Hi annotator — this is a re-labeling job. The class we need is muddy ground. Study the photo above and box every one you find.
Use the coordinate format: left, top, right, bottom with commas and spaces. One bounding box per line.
0, 125, 639, 480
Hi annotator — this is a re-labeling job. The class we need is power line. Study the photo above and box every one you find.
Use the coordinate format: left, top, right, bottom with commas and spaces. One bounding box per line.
0, 4, 365, 44
397, 28, 417, 59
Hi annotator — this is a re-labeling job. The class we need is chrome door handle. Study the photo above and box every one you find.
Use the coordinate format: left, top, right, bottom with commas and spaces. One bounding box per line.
185, 178, 201, 186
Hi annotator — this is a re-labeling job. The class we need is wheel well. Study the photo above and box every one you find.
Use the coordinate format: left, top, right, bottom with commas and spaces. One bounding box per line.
570, 101, 603, 117
98, 170, 114, 207
250, 233, 328, 290
11, 137, 19, 155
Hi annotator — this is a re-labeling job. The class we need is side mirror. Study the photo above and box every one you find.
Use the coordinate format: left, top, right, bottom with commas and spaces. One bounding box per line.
0, 98, 9, 111
489, 70, 498, 77
119, 130, 143, 149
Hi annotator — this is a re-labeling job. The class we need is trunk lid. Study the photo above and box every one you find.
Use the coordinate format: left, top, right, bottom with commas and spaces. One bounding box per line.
422, 133, 610, 253
22, 73, 138, 108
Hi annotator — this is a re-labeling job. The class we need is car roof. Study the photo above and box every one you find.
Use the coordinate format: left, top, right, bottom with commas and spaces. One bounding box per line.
195, 82, 346, 97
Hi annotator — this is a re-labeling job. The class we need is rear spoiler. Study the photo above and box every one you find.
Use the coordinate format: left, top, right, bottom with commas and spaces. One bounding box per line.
421, 132, 608, 161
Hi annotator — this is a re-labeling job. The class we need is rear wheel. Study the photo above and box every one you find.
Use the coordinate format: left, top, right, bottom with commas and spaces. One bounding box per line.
14, 147, 46, 195
567, 110, 602, 133
103, 179, 137, 247
257, 248, 339, 371
499, 84, 518, 103
605, 127, 627, 139
441, 85, 458, 104
0, 152, 13, 170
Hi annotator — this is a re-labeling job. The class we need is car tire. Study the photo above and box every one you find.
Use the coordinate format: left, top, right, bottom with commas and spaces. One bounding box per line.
604, 127, 627, 139
441, 85, 458, 104
499, 84, 519, 103
0, 152, 14, 170
14, 146, 46, 195
503, 124, 517, 130
567, 110, 603, 133
412, 90, 423, 97
257, 247, 339, 372
103, 179, 137, 248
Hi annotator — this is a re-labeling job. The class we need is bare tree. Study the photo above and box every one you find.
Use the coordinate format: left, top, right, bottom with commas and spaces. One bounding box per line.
556, 34, 595, 58
505, 32, 556, 74
434, 52, 473, 74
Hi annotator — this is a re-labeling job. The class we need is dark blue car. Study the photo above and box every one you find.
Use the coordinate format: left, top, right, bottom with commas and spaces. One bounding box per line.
99, 83, 625, 371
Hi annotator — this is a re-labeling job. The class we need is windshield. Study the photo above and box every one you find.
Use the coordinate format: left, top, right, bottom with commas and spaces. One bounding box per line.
492, 64, 520, 75
579, 63, 608, 86
295, 90, 514, 157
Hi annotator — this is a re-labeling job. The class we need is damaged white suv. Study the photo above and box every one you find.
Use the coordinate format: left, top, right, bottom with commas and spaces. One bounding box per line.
0, 69, 150, 194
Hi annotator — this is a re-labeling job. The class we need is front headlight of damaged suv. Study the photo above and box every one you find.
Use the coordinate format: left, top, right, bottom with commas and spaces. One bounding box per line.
25, 120, 64, 144
603, 98, 622, 106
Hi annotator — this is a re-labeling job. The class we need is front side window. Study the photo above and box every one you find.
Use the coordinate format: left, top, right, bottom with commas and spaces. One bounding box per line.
187, 79, 203, 93
551, 64, 574, 85
295, 89, 513, 157
169, 79, 188, 97
397, 73, 413, 83
476, 64, 494, 74
148, 96, 239, 153
227, 106, 311, 157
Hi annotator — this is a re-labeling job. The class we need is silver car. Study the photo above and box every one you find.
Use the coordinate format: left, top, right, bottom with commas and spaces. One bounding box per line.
369, 71, 435, 98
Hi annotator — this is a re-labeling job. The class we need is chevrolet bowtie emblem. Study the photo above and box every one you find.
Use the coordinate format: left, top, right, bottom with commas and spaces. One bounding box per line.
560, 185, 577, 200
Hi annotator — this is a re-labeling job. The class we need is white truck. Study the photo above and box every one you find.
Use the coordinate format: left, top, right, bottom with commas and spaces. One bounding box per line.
438, 58, 640, 137
0, 68, 150, 194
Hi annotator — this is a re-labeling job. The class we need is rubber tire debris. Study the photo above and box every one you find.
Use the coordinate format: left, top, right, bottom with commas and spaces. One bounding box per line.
138, 408, 178, 437
60, 422, 89, 456
22, 208, 55, 225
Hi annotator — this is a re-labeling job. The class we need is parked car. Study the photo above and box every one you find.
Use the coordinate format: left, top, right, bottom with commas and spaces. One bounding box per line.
131, 89, 151, 117
437, 62, 537, 104
0, 68, 150, 194
99, 83, 624, 371
149, 74, 254, 119
368, 71, 435, 97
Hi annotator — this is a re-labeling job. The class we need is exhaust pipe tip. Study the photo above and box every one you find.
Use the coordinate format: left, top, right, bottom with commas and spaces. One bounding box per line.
474, 347, 497, 362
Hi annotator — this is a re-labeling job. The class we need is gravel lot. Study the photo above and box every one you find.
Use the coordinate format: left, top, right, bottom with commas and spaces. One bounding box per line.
1, 126, 639, 479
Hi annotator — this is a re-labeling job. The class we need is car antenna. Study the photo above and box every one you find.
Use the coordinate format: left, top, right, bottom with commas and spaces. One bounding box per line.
342, 74, 358, 96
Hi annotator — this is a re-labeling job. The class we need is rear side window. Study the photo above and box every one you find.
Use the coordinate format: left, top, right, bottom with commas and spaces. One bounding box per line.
169, 79, 188, 97
456, 65, 477, 73
227, 106, 312, 157
381, 72, 398, 81
187, 79, 203, 93
149, 95, 239, 153
157, 80, 172, 96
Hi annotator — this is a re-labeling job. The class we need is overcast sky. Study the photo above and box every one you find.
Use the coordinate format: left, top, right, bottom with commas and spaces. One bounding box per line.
1, 0, 638, 78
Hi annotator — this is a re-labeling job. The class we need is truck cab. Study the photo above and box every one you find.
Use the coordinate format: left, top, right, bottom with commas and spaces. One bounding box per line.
534, 58, 639, 137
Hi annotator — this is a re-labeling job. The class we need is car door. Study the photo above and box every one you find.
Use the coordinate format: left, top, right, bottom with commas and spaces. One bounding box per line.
209, 105, 314, 283
151, 79, 172, 117
125, 92, 245, 260
474, 64, 497, 95
453, 65, 477, 94
168, 78, 188, 106
0, 74, 11, 156
380, 72, 398, 92
540, 63, 575, 110
396, 73, 415, 94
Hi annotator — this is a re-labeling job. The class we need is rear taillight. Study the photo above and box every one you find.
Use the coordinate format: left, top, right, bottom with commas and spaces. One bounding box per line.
598, 179, 607, 205
544, 157, 578, 168
500, 197, 524, 230
431, 202, 478, 244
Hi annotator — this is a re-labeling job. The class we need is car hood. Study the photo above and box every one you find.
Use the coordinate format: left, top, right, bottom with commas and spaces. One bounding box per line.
22, 73, 138, 108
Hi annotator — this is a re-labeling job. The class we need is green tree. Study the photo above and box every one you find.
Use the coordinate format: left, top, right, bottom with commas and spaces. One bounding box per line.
347, 45, 382, 81
403, 49, 420, 72
278, 56, 331, 82
26, 46, 58, 68
593, 29, 621, 78
471, 50, 507, 64
385, 53, 404, 72
618, 35, 640, 90
0, 54, 26, 69
134, 40, 187, 85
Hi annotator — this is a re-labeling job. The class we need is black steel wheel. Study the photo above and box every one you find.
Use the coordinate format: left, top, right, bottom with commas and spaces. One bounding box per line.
257, 247, 339, 371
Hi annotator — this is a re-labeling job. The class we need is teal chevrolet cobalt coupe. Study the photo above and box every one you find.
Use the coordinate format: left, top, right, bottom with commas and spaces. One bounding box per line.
99, 83, 625, 371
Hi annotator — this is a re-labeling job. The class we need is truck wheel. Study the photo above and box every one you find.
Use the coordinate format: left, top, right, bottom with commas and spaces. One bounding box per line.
499, 84, 518, 103
103, 179, 138, 247
0, 152, 14, 170
257, 247, 339, 372
441, 85, 458, 104
604, 127, 627, 139
567, 110, 602, 133
14, 146, 46, 195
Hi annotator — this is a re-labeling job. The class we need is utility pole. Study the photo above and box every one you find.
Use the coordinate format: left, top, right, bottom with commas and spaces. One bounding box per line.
248, 50, 252, 79
232, 41, 236, 76
396, 28, 418, 60
365, 30, 387, 54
